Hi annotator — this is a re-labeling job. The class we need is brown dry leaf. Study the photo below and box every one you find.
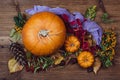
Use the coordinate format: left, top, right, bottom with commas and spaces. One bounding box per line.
8, 58, 24, 73
54, 56, 64, 65
93, 57, 101, 74
51, 51, 64, 65
85, 34, 93, 46
88, 39, 93, 46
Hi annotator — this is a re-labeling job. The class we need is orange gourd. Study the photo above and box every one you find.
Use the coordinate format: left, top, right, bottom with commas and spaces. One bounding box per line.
77, 51, 94, 68
65, 35, 80, 53
22, 12, 66, 56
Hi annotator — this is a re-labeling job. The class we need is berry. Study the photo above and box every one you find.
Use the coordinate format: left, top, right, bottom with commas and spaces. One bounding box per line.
69, 58, 77, 64
59, 60, 65, 66
87, 67, 93, 73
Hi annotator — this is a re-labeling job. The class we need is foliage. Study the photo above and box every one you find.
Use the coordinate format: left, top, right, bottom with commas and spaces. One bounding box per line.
8, 58, 24, 73
8, 4, 117, 74
14, 12, 26, 28
26, 52, 54, 73
10, 12, 26, 42
101, 13, 114, 23
97, 30, 116, 67
85, 5, 97, 20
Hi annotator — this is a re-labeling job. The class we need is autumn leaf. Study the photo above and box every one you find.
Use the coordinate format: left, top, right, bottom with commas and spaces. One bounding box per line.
93, 57, 101, 74
8, 58, 24, 73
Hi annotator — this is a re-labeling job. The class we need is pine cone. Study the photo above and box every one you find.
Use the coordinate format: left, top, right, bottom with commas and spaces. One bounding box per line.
9, 42, 27, 66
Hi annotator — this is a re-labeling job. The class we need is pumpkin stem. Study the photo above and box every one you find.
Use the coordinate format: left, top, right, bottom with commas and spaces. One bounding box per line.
39, 30, 49, 37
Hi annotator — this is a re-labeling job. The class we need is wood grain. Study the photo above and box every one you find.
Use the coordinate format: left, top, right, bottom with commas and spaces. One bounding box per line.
0, 0, 120, 80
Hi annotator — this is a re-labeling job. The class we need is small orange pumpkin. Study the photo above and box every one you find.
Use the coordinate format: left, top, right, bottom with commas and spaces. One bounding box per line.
22, 12, 66, 56
77, 51, 94, 68
65, 35, 80, 53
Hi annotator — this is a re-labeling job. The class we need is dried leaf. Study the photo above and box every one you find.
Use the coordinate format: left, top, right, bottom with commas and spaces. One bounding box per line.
8, 58, 23, 73
15, 32, 21, 41
51, 51, 64, 65
93, 57, 101, 74
10, 28, 16, 37
54, 56, 64, 65
10, 32, 21, 42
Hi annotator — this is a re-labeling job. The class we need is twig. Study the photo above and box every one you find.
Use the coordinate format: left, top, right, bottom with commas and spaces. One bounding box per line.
97, 0, 106, 13
12, 0, 21, 13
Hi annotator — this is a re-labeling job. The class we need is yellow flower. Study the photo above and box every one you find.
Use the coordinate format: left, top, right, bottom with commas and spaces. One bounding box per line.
14, 26, 22, 33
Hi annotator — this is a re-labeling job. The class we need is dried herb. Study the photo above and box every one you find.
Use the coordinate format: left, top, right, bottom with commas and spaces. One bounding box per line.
100, 30, 116, 50
41, 57, 54, 69
25, 53, 54, 73
96, 30, 116, 67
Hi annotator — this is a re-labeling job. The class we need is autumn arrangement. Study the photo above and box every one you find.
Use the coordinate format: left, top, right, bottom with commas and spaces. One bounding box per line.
8, 1, 116, 74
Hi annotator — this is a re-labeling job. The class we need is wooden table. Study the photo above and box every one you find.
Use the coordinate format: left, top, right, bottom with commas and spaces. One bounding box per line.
0, 0, 120, 80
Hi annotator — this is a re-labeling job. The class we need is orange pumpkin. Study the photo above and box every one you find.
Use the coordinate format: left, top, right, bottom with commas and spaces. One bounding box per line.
77, 51, 94, 68
65, 35, 80, 53
22, 12, 66, 56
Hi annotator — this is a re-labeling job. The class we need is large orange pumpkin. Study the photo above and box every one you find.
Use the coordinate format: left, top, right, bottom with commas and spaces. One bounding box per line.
22, 12, 66, 56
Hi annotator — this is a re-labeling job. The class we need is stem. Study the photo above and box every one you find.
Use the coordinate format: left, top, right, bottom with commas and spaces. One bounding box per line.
97, 0, 106, 13
39, 30, 49, 37
12, 0, 21, 13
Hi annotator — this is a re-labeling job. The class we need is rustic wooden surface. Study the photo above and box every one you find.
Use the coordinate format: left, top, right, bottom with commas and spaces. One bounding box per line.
0, 0, 120, 80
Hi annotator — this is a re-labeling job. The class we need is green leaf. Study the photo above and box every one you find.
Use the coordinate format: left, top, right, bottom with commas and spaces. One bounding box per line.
16, 32, 21, 41
39, 57, 44, 63
14, 13, 26, 27
34, 66, 40, 73
14, 16, 20, 27
18, 12, 23, 20
102, 13, 108, 19
10, 32, 21, 42
85, 5, 97, 20
26, 52, 32, 59
28, 62, 31, 67
10, 29, 16, 37
101, 13, 114, 23
105, 58, 112, 67
42, 63, 48, 69
37, 58, 41, 65
11, 32, 17, 42
42, 57, 53, 69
